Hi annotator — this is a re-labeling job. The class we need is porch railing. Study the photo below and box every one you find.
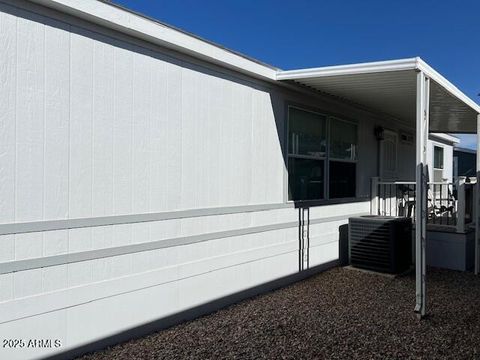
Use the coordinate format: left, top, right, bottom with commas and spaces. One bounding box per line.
370, 177, 476, 233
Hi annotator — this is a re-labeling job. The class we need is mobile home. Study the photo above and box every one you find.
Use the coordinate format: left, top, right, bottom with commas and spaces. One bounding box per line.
0, 1, 479, 359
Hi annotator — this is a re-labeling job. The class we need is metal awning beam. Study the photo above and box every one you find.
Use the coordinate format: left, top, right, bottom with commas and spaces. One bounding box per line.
277, 57, 480, 134
277, 57, 480, 317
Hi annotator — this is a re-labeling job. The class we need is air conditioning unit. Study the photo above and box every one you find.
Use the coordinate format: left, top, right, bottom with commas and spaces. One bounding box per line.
348, 216, 412, 274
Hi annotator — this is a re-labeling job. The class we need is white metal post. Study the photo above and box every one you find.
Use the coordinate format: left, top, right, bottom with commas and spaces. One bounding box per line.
415, 71, 429, 318
476, 114, 480, 275
371, 177, 379, 215
456, 177, 466, 234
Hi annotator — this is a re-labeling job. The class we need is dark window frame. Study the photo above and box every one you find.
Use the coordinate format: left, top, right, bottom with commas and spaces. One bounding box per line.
433, 145, 444, 170
287, 106, 358, 202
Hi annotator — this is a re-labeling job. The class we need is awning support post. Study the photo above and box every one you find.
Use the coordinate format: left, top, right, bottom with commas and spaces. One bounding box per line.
415, 71, 429, 318
476, 114, 480, 275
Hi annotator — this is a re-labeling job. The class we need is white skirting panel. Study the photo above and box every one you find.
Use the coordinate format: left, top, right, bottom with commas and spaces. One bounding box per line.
0, 202, 368, 359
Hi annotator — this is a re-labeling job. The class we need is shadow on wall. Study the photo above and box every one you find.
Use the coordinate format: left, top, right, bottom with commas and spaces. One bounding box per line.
1, 3, 341, 359
0, 0, 275, 93
48, 260, 338, 360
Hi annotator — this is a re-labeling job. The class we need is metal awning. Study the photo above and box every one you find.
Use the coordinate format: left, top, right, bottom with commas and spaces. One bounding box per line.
280, 57, 480, 319
277, 58, 480, 133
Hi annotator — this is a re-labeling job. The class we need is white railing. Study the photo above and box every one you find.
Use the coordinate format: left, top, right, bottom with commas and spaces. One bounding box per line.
370, 176, 476, 233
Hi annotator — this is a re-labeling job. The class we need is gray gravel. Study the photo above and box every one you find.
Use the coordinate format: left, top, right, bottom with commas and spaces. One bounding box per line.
78, 267, 480, 360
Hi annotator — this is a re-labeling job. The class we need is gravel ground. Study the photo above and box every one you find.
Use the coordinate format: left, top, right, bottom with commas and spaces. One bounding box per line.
78, 267, 480, 360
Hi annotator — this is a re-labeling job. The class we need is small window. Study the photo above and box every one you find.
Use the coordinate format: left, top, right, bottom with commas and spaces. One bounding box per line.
434, 146, 444, 169
399, 131, 414, 145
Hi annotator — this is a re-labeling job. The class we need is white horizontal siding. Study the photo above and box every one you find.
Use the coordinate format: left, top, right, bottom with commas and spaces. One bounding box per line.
0, 211, 352, 359
0, 6, 16, 306
0, 5, 285, 228
0, 2, 384, 359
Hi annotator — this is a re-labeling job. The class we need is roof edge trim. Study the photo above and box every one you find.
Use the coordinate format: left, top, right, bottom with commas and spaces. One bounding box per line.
276, 58, 419, 81
454, 147, 476, 154
27, 0, 278, 80
430, 133, 460, 144
277, 57, 480, 115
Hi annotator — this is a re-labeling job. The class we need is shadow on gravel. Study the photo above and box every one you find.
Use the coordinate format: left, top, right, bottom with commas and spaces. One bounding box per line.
70, 266, 480, 360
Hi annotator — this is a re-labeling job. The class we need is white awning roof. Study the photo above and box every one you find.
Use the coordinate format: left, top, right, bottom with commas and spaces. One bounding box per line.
277, 58, 480, 133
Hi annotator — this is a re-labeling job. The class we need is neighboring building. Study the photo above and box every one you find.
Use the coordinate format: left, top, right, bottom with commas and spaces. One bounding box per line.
454, 147, 477, 181
428, 134, 459, 183
0, 1, 479, 359
375, 129, 458, 183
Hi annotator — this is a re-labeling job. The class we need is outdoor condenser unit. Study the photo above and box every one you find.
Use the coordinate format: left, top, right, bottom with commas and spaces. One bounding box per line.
348, 216, 412, 274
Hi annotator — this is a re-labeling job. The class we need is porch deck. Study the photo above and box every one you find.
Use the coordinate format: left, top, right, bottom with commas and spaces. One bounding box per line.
78, 267, 480, 360
371, 177, 476, 233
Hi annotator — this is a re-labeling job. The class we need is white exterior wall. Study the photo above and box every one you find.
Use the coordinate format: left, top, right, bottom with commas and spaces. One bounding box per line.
0, 2, 419, 359
397, 135, 417, 181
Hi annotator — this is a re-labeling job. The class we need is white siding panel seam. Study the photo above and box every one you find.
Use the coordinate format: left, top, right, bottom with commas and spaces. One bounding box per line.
0, 203, 365, 235
0, 238, 327, 324
0, 10, 17, 302
91, 34, 95, 220
41, 22, 45, 226
0, 212, 367, 275
66, 21, 71, 288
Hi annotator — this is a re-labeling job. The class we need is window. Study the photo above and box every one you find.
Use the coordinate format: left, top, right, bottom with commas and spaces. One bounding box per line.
288, 107, 326, 157
288, 108, 326, 201
329, 119, 358, 161
434, 146, 444, 169
329, 161, 356, 198
288, 158, 325, 200
287, 107, 358, 201
329, 118, 358, 198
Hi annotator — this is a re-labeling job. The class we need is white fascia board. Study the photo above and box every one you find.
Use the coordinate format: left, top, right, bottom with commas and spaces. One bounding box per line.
276, 57, 480, 116
454, 146, 476, 154
417, 58, 480, 115
275, 58, 419, 80
28, 0, 278, 80
429, 133, 460, 145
